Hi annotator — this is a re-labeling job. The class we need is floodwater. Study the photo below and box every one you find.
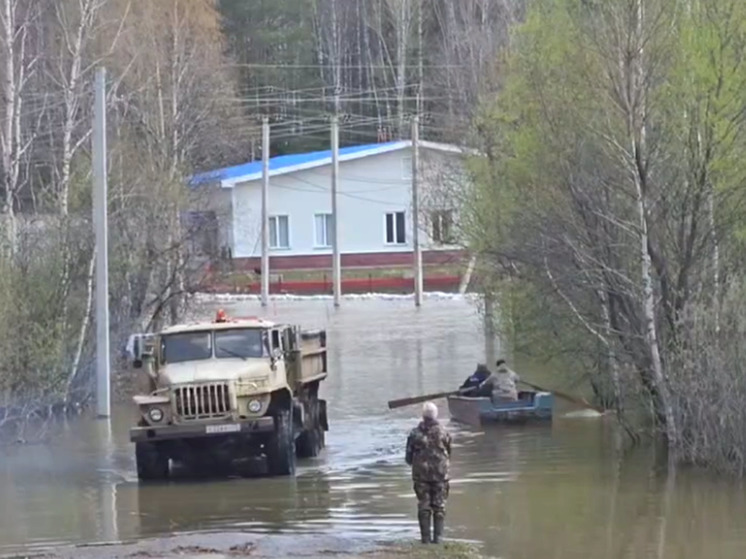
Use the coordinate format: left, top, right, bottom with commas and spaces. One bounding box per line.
1, 295, 746, 558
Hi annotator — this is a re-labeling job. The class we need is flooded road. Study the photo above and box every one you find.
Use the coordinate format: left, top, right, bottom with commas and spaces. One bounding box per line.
2, 295, 746, 558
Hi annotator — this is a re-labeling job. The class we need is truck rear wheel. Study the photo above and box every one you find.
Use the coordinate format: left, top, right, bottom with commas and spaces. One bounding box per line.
296, 425, 324, 458
266, 409, 296, 476
135, 442, 170, 481
296, 398, 325, 459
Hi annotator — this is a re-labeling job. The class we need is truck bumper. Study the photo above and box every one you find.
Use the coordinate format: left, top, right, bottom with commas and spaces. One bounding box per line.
129, 417, 275, 443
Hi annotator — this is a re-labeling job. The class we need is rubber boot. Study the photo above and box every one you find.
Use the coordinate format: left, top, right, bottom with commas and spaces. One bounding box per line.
432, 513, 445, 544
418, 510, 432, 544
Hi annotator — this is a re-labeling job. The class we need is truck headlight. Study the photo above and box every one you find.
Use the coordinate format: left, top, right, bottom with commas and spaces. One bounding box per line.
148, 407, 164, 422
247, 399, 262, 413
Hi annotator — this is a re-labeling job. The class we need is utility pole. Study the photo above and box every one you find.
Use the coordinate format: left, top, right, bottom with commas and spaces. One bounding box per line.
411, 114, 423, 307
483, 291, 497, 366
331, 115, 341, 307
93, 67, 110, 418
261, 117, 270, 307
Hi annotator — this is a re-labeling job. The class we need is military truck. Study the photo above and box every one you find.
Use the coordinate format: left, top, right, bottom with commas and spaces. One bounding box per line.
126, 310, 328, 480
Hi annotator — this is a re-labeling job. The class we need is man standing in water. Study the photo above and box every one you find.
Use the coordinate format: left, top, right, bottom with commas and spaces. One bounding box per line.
405, 401, 452, 544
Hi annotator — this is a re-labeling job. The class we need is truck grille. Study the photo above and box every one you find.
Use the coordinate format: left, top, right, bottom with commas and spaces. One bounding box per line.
174, 383, 231, 420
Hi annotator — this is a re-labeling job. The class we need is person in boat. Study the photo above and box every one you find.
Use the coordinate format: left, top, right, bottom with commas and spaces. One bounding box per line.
459, 363, 492, 396
405, 401, 452, 545
479, 359, 521, 402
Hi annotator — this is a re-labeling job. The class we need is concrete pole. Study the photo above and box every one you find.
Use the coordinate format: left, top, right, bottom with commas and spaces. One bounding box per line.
411, 115, 423, 307
331, 116, 341, 307
261, 118, 270, 307
93, 67, 111, 418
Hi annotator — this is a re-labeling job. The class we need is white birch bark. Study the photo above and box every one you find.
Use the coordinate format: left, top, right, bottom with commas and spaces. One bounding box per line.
0, 0, 33, 253
65, 251, 95, 403
55, 0, 100, 216
631, 0, 677, 446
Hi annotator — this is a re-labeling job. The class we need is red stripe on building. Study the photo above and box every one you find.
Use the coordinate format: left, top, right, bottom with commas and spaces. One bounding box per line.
227, 249, 466, 271
202, 275, 462, 295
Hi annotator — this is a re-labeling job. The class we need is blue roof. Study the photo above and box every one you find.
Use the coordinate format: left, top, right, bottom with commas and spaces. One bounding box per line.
190, 141, 406, 186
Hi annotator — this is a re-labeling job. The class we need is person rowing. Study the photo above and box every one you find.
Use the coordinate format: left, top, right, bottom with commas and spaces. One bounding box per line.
478, 359, 521, 402
459, 363, 491, 396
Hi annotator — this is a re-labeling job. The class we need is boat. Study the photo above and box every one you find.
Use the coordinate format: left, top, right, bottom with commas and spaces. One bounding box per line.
447, 390, 554, 427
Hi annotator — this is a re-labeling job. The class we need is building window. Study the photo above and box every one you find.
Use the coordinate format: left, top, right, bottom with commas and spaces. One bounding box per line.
269, 215, 290, 249
401, 156, 412, 180
431, 209, 455, 244
385, 211, 406, 245
314, 213, 333, 247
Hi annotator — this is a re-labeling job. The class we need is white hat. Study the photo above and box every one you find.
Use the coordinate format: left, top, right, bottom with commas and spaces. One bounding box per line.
422, 401, 438, 420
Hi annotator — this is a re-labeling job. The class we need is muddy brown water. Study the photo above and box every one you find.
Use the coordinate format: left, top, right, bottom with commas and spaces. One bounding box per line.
1, 295, 746, 558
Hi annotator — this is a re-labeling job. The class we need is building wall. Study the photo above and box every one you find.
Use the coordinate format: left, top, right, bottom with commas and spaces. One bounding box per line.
212, 188, 233, 250
229, 147, 464, 259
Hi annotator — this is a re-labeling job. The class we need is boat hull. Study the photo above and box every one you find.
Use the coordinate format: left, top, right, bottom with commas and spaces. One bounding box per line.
447, 390, 554, 427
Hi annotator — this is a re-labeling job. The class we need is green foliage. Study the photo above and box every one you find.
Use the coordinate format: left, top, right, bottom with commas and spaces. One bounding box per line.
466, 0, 746, 459
0, 220, 92, 403
662, 1, 746, 247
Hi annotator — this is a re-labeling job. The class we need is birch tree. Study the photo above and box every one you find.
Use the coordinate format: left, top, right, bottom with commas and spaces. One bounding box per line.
0, 0, 245, 437
466, 0, 746, 459
106, 0, 245, 328
0, 0, 40, 251
45, 0, 122, 216
430, 0, 525, 131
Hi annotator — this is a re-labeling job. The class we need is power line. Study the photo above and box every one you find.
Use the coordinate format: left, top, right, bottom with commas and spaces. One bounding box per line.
224, 63, 474, 69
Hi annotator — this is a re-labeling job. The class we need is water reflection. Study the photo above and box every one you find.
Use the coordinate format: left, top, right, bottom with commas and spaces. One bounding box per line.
1, 298, 746, 558
128, 473, 333, 536
95, 419, 118, 544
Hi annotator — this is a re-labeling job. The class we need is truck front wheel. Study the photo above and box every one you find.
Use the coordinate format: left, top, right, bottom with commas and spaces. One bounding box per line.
135, 442, 170, 481
266, 409, 296, 476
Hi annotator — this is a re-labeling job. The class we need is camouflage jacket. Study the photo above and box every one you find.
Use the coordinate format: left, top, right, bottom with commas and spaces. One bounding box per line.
405, 418, 452, 482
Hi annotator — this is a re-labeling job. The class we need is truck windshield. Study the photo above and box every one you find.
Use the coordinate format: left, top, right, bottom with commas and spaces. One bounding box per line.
215, 328, 264, 359
162, 332, 212, 363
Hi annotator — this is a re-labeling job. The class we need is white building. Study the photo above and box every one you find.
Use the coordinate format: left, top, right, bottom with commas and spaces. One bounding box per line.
191, 140, 469, 270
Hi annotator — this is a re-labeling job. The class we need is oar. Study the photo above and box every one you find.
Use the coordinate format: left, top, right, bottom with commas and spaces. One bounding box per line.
387, 388, 475, 410
518, 380, 605, 414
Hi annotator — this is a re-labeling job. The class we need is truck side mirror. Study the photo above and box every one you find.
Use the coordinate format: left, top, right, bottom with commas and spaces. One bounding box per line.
128, 333, 153, 369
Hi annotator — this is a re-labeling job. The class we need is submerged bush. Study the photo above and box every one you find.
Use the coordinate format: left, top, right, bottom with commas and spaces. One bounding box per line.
669, 282, 746, 475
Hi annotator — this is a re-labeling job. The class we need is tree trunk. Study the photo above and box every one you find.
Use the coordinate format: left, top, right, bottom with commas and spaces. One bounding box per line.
598, 288, 622, 414
416, 0, 423, 115
1, 0, 19, 253
330, 0, 341, 114
65, 250, 96, 404
57, 0, 97, 216
395, 0, 408, 138
629, 0, 677, 447
708, 182, 720, 336
636, 133, 676, 436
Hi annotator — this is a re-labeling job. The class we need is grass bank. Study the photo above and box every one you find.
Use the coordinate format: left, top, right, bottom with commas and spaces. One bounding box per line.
2, 533, 493, 559
362, 541, 490, 559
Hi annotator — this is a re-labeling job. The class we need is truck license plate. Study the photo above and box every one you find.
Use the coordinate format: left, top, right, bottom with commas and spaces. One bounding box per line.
206, 424, 241, 434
